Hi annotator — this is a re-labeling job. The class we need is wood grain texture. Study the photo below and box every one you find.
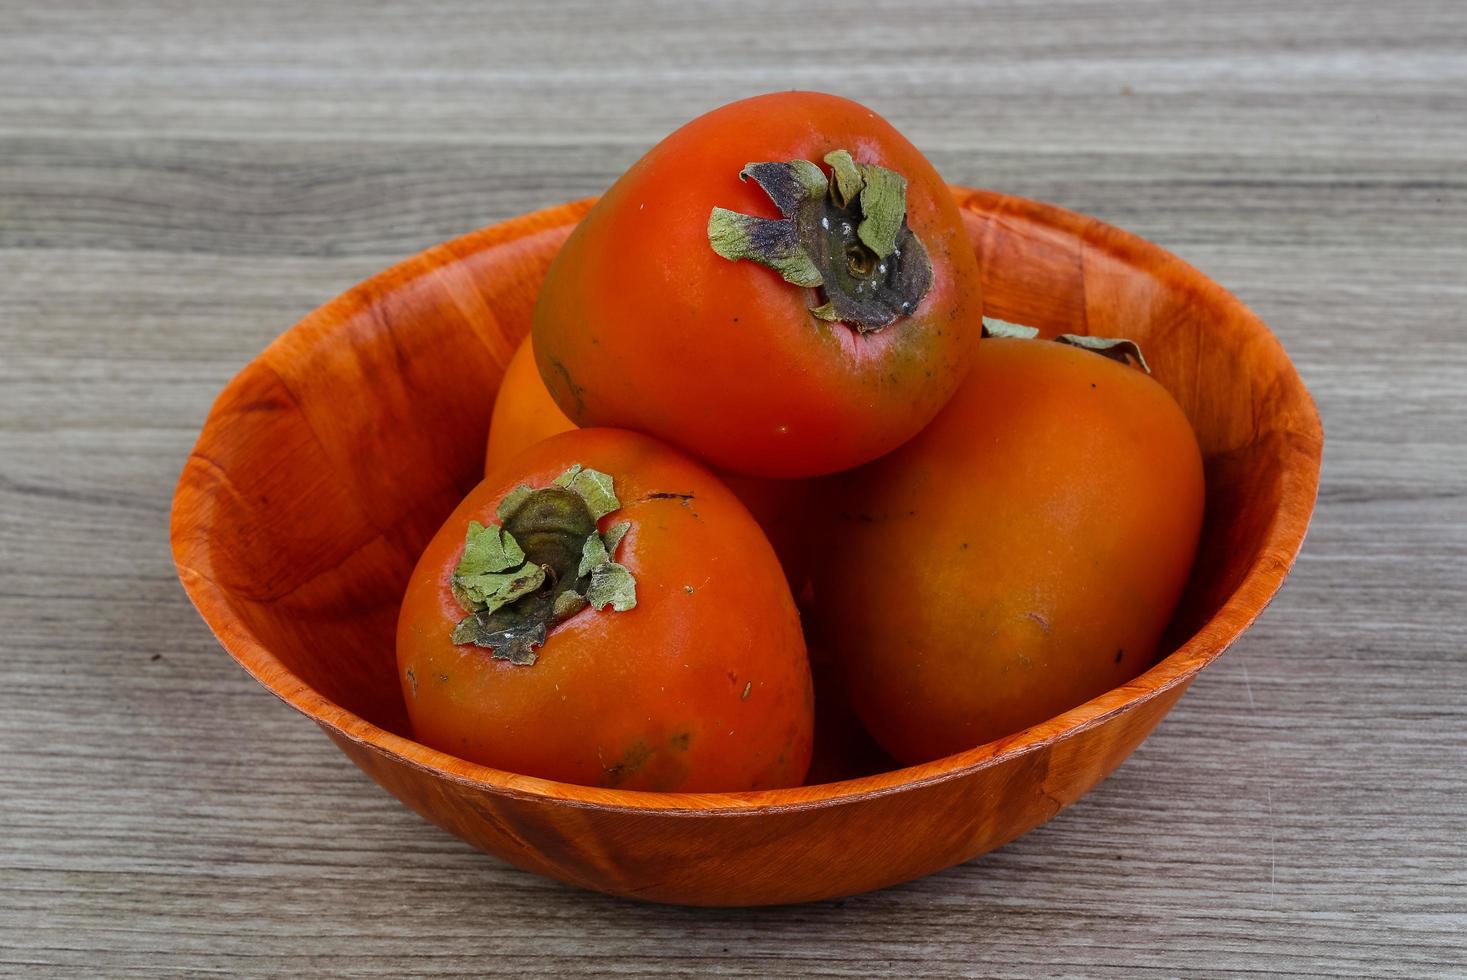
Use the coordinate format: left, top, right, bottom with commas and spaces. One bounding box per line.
2, 0, 1464, 973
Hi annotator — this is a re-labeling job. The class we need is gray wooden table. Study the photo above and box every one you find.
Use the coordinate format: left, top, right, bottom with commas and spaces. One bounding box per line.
3, 2, 1464, 976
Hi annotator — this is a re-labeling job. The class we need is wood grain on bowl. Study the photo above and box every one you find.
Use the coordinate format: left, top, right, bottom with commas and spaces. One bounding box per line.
170, 188, 1322, 906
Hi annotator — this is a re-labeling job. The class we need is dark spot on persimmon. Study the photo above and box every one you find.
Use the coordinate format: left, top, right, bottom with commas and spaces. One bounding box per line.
1115, 648, 1125, 663
603, 740, 653, 786
645, 491, 695, 503
548, 358, 585, 418
669, 731, 692, 751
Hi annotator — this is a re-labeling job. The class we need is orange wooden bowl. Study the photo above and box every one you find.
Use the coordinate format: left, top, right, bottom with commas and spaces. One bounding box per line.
170, 188, 1322, 906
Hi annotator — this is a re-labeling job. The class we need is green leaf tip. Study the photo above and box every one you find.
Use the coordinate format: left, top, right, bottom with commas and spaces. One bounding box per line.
553, 464, 621, 521
552, 590, 589, 620
743, 158, 829, 212
855, 164, 906, 259
981, 318, 1152, 374
809, 301, 840, 321
578, 532, 610, 578
823, 149, 863, 208
981, 317, 1041, 340
706, 147, 932, 334
586, 562, 637, 612
602, 521, 631, 557
1055, 334, 1152, 374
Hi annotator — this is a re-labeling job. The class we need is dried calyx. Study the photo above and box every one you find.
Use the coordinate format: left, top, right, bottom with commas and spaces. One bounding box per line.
449, 465, 636, 665
707, 148, 933, 333
981, 317, 1151, 374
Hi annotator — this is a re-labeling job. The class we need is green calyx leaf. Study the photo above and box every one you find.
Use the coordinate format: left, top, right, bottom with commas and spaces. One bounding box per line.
450, 466, 637, 665
451, 521, 546, 614
708, 208, 824, 288
708, 159, 830, 287
552, 590, 589, 620
705, 147, 932, 334
981, 317, 1152, 374
586, 562, 637, 612
1055, 334, 1152, 374
856, 165, 906, 259
818, 148, 911, 258
577, 532, 610, 578
602, 521, 631, 557
981, 316, 1041, 340
823, 149, 863, 208
553, 464, 620, 521
576, 519, 638, 612
458, 519, 523, 574
451, 614, 546, 666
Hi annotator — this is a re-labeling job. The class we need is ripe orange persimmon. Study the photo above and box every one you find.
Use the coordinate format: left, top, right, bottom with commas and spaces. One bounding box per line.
813, 332, 1205, 764
533, 91, 983, 478
398, 428, 813, 791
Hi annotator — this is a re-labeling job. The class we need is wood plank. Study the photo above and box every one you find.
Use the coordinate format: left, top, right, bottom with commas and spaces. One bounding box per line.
2, 0, 1464, 975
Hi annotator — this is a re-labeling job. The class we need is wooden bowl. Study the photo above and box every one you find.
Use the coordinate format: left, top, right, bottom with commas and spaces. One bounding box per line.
170, 188, 1322, 906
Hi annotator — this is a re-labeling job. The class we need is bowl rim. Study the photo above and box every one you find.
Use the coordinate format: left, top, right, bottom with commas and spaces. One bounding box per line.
171, 187, 1323, 816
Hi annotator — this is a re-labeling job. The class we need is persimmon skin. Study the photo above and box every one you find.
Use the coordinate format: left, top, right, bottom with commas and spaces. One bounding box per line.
398, 428, 813, 792
533, 91, 983, 478
486, 333, 575, 466
487, 333, 819, 592
813, 338, 1205, 765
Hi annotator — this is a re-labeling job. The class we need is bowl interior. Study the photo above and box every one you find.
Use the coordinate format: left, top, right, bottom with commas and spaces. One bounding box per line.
172, 190, 1320, 789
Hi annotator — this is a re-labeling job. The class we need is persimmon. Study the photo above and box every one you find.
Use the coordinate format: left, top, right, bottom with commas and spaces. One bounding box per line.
398, 428, 813, 791
812, 326, 1205, 764
532, 91, 983, 478
486, 333, 819, 592
485, 331, 574, 467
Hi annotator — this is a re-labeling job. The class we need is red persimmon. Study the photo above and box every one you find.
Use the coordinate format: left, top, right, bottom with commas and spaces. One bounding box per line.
533, 91, 983, 478
399, 428, 814, 791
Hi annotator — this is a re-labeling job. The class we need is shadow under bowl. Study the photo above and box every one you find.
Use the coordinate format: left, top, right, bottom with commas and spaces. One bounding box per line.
170, 187, 1322, 907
